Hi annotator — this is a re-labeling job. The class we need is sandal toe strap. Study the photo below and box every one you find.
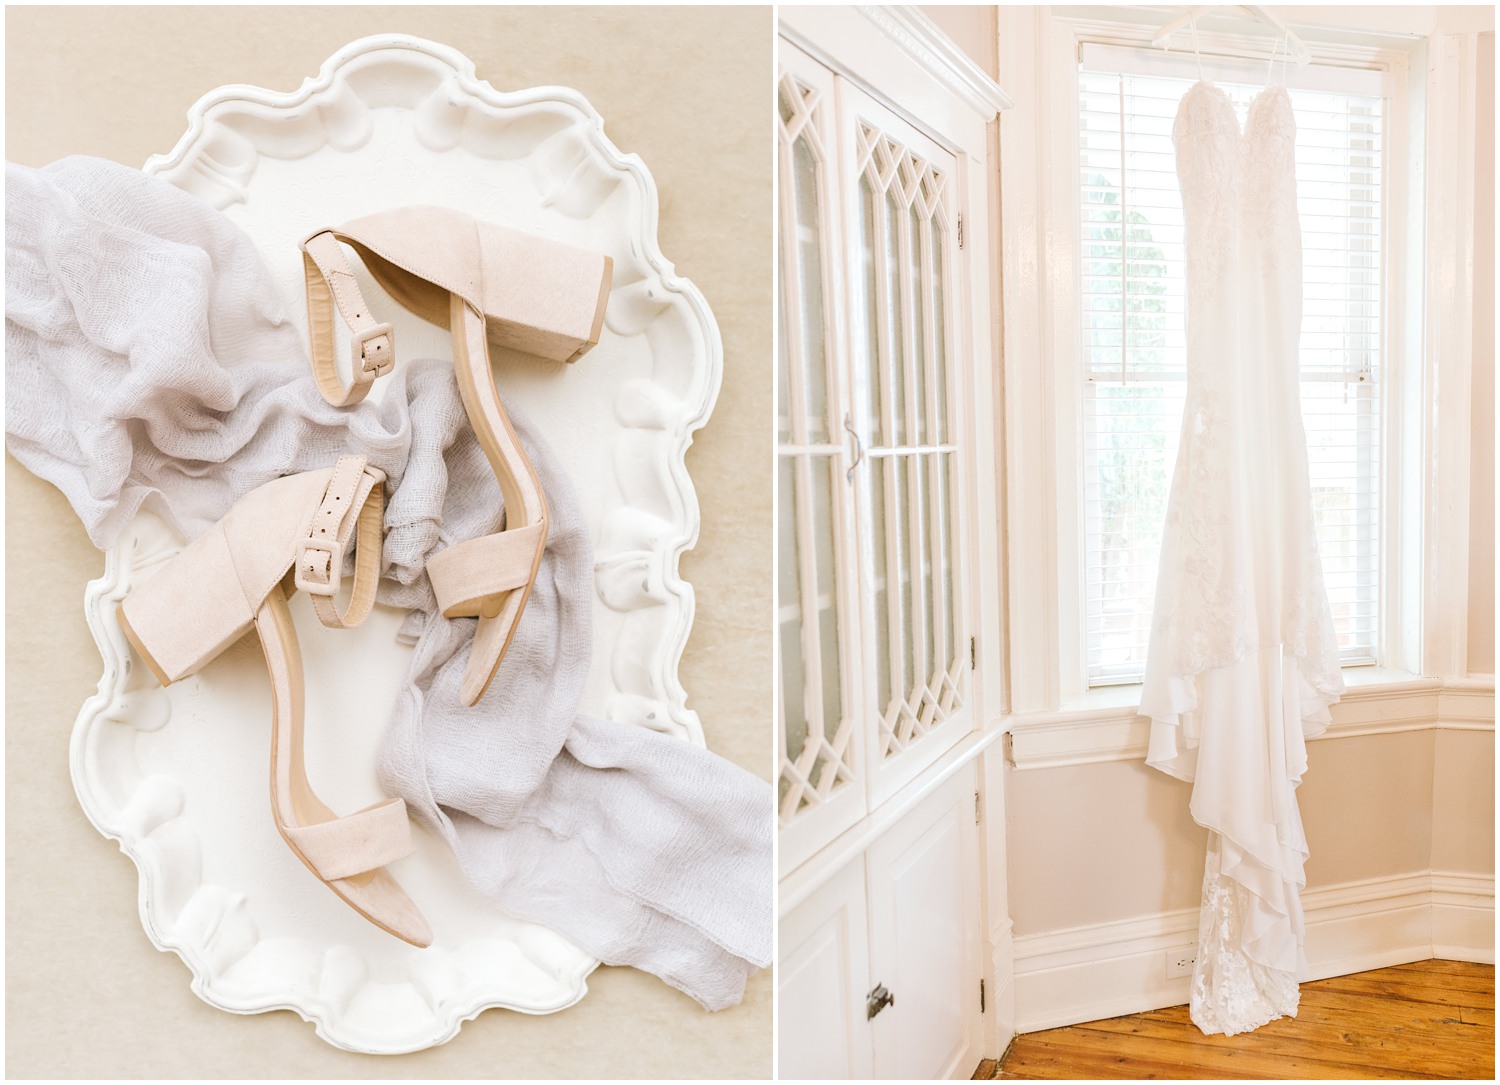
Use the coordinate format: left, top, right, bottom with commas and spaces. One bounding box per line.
427, 524, 546, 618
283, 798, 414, 882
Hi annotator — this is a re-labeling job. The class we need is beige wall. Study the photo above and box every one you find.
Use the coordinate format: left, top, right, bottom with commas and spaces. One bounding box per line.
4, 5, 770, 1079
922, 4, 999, 81
1469, 30, 1495, 676
1431, 729, 1496, 873
1005, 731, 1439, 935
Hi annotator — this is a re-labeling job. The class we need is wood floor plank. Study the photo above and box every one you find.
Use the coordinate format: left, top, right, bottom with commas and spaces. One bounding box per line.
1000, 1037, 1262, 1080
1389, 959, 1490, 977
1134, 990, 1494, 1048
992, 962, 1495, 1081
1263, 1001, 1490, 1048
1459, 1005, 1495, 1027
1296, 985, 1487, 1018
1074, 1013, 1487, 1078
1314, 974, 1492, 1008
1007, 1028, 1428, 1079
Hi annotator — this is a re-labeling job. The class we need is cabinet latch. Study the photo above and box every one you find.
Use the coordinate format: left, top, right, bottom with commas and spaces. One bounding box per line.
867, 983, 895, 1019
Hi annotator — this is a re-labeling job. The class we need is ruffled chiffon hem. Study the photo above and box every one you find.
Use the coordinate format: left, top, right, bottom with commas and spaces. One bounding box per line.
1141, 646, 1342, 1035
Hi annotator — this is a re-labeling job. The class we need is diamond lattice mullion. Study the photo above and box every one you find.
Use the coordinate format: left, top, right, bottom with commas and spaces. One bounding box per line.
875, 136, 899, 192
778, 75, 810, 141
879, 697, 901, 758
900, 153, 923, 207
938, 662, 961, 714
917, 685, 940, 732
856, 126, 876, 175
897, 698, 921, 747
815, 708, 858, 798
780, 758, 811, 822
812, 739, 854, 800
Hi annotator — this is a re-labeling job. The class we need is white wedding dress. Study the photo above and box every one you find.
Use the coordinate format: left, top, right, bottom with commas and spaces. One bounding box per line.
1141, 81, 1345, 1036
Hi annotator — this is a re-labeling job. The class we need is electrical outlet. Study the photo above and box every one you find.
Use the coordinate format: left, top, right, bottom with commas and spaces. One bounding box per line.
1165, 946, 1196, 978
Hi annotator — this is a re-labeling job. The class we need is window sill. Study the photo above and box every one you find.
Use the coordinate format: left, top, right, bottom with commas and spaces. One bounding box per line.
1006, 669, 1494, 771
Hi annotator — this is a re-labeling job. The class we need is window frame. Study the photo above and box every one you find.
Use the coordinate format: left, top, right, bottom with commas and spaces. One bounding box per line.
1070, 48, 1390, 689
999, 10, 1424, 715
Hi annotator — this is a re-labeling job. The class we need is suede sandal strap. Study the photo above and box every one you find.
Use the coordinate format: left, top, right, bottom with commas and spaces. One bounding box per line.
294, 454, 386, 630
427, 523, 546, 619
281, 798, 415, 882
301, 230, 395, 408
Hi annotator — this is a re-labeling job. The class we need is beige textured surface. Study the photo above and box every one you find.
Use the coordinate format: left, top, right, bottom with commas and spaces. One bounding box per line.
1431, 729, 1496, 874
5, 5, 771, 1078
1004, 731, 1440, 935
920, 4, 998, 79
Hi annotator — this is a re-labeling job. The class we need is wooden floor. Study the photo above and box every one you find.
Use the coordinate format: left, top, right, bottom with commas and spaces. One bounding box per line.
976, 960, 1494, 1080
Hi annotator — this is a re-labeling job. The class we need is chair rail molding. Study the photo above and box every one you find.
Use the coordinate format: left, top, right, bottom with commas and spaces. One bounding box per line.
1007, 675, 1495, 770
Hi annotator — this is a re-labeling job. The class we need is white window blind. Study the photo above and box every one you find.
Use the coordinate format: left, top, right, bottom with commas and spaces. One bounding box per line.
1079, 62, 1383, 686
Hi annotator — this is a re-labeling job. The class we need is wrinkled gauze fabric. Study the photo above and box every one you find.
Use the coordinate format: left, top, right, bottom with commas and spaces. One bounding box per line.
5, 155, 771, 1010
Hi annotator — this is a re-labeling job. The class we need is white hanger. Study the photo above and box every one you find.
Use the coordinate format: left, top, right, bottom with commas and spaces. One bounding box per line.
1151, 5, 1312, 66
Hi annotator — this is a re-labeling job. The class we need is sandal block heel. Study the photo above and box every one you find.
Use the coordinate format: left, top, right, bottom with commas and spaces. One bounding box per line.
118, 522, 252, 686
476, 221, 612, 363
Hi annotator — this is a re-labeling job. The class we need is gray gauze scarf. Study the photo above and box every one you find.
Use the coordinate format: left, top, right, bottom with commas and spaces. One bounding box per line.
5, 156, 770, 1010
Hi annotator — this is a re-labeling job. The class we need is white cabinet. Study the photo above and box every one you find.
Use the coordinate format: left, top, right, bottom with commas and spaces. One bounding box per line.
777, 7, 1011, 1079
779, 860, 874, 1080
866, 768, 984, 1078
779, 766, 983, 1080
777, 11, 1002, 872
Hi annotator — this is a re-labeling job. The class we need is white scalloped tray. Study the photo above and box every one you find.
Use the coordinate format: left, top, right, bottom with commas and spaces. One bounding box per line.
68, 34, 721, 1054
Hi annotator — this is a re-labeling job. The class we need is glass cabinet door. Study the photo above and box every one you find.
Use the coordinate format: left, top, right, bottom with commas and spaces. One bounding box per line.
838, 82, 974, 806
778, 44, 866, 874
778, 51, 977, 871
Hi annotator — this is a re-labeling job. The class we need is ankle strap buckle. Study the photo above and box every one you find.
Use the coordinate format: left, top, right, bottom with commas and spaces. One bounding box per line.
294, 537, 344, 597
353, 322, 395, 377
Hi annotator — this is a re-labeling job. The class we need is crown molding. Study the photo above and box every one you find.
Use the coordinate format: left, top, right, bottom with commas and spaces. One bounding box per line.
856, 5, 1014, 116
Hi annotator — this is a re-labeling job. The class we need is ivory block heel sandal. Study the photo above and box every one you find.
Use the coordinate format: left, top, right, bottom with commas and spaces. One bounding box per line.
299, 206, 612, 706
117, 456, 434, 948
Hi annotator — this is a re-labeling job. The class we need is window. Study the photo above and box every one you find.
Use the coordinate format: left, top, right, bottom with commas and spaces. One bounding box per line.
1077, 59, 1383, 685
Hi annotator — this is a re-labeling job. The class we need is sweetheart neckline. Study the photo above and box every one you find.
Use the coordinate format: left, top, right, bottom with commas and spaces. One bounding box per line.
1180, 80, 1291, 140
1184, 79, 1289, 104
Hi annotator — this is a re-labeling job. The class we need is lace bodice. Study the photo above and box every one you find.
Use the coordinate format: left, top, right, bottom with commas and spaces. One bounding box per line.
1174, 83, 1300, 294
1147, 82, 1342, 702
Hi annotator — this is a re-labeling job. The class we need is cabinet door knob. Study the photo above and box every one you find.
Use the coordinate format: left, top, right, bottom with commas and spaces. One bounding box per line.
867, 982, 895, 1019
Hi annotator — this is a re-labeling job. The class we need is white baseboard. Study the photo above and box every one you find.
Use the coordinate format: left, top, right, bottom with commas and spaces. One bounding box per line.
1432, 871, 1497, 963
1012, 871, 1494, 1033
